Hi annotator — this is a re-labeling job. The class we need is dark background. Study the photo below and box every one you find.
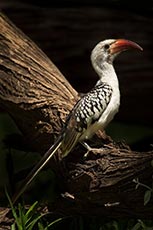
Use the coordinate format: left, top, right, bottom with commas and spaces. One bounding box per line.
0, 0, 153, 151
0, 2, 153, 228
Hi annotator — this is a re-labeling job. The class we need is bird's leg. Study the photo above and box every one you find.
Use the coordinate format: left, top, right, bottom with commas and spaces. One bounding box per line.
81, 141, 107, 158
81, 141, 92, 151
81, 141, 99, 158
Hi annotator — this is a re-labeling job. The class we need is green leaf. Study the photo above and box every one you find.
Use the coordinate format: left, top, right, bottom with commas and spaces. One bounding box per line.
27, 214, 44, 230
18, 203, 26, 229
5, 189, 22, 229
144, 190, 152, 206
26, 201, 38, 225
5, 189, 18, 220
38, 222, 45, 230
26, 201, 38, 218
44, 218, 63, 229
131, 222, 141, 230
11, 223, 16, 230
111, 221, 119, 230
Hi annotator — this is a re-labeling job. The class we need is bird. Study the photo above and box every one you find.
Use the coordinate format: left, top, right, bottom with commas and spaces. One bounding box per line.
12, 39, 142, 203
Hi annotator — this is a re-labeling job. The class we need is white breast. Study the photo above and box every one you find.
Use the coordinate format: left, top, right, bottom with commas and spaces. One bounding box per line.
80, 59, 120, 141
98, 86, 120, 128
79, 87, 120, 141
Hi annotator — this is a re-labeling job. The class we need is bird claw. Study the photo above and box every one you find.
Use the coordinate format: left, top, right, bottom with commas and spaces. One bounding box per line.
81, 141, 104, 158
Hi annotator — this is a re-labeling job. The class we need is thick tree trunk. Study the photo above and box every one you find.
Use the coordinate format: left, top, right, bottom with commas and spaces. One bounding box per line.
0, 12, 78, 152
0, 13, 153, 219
55, 141, 153, 218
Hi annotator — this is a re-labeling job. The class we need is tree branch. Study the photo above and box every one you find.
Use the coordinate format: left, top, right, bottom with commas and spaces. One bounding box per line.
0, 12, 78, 152
0, 13, 153, 218
54, 147, 153, 218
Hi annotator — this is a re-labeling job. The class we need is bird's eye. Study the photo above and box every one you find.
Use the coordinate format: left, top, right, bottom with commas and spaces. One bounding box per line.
104, 44, 110, 50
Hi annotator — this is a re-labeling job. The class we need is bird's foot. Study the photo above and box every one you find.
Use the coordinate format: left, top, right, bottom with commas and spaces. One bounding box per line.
80, 141, 91, 158
81, 141, 102, 158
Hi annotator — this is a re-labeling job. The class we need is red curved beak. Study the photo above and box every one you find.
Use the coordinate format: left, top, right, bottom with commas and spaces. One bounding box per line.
110, 39, 143, 54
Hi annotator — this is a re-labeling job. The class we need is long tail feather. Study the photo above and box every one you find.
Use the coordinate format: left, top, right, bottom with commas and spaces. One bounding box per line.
12, 136, 63, 204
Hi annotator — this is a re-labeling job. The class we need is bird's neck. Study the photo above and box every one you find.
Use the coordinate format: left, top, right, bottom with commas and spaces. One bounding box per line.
92, 61, 119, 90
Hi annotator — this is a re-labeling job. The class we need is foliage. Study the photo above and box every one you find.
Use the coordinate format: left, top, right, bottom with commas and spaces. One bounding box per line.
6, 190, 62, 230
133, 177, 153, 206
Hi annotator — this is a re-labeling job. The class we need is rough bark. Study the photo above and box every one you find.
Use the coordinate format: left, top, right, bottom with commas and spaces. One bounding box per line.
55, 141, 153, 218
1, 2, 153, 127
0, 12, 78, 152
0, 13, 153, 219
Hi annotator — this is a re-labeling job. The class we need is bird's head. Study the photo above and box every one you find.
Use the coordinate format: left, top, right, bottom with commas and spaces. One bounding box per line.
91, 39, 143, 67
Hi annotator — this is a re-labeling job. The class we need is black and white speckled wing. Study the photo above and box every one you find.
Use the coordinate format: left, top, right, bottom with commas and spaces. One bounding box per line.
61, 82, 112, 157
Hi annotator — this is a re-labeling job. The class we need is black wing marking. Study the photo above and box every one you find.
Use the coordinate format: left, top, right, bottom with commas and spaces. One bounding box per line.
72, 82, 112, 131
61, 83, 112, 156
